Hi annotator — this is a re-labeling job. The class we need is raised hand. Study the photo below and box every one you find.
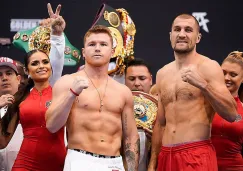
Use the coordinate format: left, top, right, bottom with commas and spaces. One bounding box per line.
39, 3, 66, 36
0, 94, 15, 108
48, 3, 66, 35
181, 65, 207, 89
39, 18, 53, 27
70, 76, 89, 96
47, 3, 61, 19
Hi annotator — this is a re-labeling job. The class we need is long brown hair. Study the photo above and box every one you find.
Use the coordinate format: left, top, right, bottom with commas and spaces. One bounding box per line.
1, 50, 43, 136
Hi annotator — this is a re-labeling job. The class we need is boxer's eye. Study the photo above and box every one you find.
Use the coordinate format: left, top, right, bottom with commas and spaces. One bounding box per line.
185, 27, 193, 32
89, 43, 95, 46
100, 43, 107, 46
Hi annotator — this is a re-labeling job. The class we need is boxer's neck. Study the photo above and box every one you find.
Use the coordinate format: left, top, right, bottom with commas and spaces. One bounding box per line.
84, 63, 108, 80
175, 51, 199, 69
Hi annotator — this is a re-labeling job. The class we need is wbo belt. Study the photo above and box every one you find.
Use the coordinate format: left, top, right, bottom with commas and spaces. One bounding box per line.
132, 91, 158, 134
73, 149, 119, 159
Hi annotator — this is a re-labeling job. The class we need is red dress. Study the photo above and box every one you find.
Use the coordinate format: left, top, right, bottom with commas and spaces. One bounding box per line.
212, 97, 243, 171
12, 86, 66, 171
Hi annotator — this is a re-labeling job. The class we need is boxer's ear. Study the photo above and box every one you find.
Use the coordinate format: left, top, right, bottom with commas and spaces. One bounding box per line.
82, 48, 85, 60
196, 33, 202, 43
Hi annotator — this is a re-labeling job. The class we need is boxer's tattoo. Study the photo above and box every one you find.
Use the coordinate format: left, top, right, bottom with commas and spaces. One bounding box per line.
135, 138, 140, 156
125, 142, 135, 171
122, 112, 139, 171
123, 112, 128, 132
124, 138, 140, 171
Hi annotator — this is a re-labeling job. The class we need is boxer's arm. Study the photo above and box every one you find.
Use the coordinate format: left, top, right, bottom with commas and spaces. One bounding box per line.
122, 87, 139, 171
148, 96, 165, 170
49, 33, 65, 86
200, 60, 237, 122
148, 70, 166, 170
45, 75, 75, 133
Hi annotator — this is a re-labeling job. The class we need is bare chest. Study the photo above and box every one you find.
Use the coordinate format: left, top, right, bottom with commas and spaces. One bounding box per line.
159, 75, 202, 106
73, 88, 124, 114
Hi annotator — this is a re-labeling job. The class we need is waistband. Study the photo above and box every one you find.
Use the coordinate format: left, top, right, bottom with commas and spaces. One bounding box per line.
72, 149, 119, 159
161, 139, 213, 152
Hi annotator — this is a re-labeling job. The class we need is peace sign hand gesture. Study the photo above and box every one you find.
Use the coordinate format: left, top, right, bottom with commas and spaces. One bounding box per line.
47, 3, 61, 19
39, 3, 66, 36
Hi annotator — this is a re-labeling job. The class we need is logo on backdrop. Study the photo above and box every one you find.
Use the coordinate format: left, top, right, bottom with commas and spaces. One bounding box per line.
192, 12, 209, 33
10, 19, 42, 32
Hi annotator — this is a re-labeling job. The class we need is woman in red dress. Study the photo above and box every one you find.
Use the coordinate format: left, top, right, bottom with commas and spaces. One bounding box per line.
212, 51, 243, 171
0, 49, 66, 170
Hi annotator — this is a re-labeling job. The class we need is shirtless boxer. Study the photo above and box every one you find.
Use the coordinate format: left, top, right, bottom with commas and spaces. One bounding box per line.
148, 14, 239, 171
46, 25, 139, 171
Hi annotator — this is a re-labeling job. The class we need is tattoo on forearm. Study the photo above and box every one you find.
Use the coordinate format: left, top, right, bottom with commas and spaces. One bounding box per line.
125, 143, 136, 171
123, 113, 128, 132
135, 138, 140, 158
125, 138, 140, 171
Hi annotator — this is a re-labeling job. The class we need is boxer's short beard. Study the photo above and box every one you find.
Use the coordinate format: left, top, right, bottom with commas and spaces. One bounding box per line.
173, 44, 195, 54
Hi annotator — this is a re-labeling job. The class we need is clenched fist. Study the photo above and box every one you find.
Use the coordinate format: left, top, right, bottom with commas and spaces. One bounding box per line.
0, 94, 15, 108
181, 65, 207, 89
70, 76, 89, 96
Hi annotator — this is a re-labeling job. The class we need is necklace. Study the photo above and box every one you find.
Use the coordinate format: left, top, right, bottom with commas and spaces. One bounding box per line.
84, 69, 108, 112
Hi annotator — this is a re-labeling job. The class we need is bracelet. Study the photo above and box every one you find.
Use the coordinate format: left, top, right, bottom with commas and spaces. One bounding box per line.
70, 88, 79, 96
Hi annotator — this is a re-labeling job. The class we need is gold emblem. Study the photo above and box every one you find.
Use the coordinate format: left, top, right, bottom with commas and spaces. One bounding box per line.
108, 27, 124, 58
29, 26, 51, 55
126, 23, 136, 36
104, 11, 120, 28
107, 8, 136, 76
132, 91, 158, 134
13, 32, 20, 40
65, 46, 71, 55
72, 50, 79, 59
21, 34, 29, 42
104, 8, 136, 76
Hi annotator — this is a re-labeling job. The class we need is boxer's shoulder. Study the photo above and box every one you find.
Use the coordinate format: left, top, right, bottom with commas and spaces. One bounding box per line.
156, 62, 176, 85
158, 61, 175, 75
198, 56, 221, 74
52, 74, 74, 92
198, 55, 219, 67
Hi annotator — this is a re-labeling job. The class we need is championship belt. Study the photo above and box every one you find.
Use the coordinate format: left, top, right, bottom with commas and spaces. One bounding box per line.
13, 26, 80, 66
132, 91, 158, 134
92, 3, 136, 76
